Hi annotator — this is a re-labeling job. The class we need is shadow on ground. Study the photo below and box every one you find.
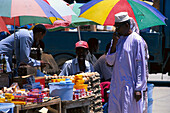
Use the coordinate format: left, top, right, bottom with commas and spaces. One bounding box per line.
148, 81, 170, 87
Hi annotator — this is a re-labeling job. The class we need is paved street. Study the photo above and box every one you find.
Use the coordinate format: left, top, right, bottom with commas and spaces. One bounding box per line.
148, 73, 170, 113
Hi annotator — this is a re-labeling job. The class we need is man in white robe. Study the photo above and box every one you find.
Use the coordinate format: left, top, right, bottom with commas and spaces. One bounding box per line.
106, 12, 147, 113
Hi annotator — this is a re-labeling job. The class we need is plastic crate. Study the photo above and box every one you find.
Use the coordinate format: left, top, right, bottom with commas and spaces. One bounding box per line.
0, 103, 15, 113
35, 77, 45, 88
49, 81, 74, 101
148, 98, 153, 113
147, 83, 154, 99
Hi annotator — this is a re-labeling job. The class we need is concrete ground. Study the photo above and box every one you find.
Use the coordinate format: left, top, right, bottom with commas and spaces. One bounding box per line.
148, 73, 170, 113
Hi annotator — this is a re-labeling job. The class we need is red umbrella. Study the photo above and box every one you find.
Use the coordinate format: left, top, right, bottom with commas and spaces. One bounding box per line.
0, 17, 10, 34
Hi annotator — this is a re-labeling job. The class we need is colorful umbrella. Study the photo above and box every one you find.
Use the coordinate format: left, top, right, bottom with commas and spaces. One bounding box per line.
79, 0, 166, 30
0, 0, 63, 26
43, 0, 76, 23
1, 16, 54, 27
43, 0, 76, 16
0, 17, 10, 34
44, 3, 97, 31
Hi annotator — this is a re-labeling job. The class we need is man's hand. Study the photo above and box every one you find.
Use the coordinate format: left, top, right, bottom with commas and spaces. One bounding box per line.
134, 91, 142, 102
112, 32, 119, 46
110, 32, 120, 53
40, 61, 50, 68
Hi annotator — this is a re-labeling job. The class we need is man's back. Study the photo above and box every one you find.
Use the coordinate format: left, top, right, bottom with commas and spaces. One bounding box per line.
0, 33, 15, 56
86, 51, 97, 65
0, 29, 34, 72
0, 29, 33, 56
94, 54, 112, 82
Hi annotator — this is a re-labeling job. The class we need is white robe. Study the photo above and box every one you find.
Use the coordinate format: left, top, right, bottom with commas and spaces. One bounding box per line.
106, 32, 147, 113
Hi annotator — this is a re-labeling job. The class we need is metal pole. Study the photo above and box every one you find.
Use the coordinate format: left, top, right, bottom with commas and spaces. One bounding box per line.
13, 17, 16, 83
77, 26, 81, 41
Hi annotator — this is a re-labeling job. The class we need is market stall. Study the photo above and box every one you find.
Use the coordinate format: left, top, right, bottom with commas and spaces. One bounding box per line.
0, 46, 102, 113
0, 70, 103, 113
0, 48, 63, 113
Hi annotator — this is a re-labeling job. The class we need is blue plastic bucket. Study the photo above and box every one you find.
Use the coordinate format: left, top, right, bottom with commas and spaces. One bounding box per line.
49, 81, 74, 101
0, 103, 15, 113
148, 98, 153, 113
147, 83, 154, 99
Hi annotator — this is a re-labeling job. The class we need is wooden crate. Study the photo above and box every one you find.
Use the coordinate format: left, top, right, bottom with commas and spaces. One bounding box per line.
80, 25, 97, 32
61, 98, 91, 113
14, 98, 61, 113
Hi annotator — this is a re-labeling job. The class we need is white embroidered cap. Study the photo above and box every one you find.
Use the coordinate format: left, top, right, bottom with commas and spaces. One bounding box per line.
115, 12, 130, 22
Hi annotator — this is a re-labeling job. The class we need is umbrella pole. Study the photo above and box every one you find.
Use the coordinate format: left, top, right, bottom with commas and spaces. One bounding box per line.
14, 17, 15, 37
12, 17, 16, 85
77, 26, 81, 41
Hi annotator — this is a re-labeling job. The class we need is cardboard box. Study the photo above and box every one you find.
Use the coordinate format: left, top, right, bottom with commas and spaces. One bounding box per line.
80, 25, 96, 31
18, 65, 37, 76
0, 73, 9, 88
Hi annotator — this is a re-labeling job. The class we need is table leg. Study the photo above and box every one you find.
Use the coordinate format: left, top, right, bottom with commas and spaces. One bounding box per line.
85, 105, 90, 113
58, 101, 61, 113
62, 108, 67, 113
14, 105, 20, 113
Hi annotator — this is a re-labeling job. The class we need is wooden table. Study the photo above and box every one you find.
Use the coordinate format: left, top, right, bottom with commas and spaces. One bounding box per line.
14, 98, 61, 113
61, 98, 91, 113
